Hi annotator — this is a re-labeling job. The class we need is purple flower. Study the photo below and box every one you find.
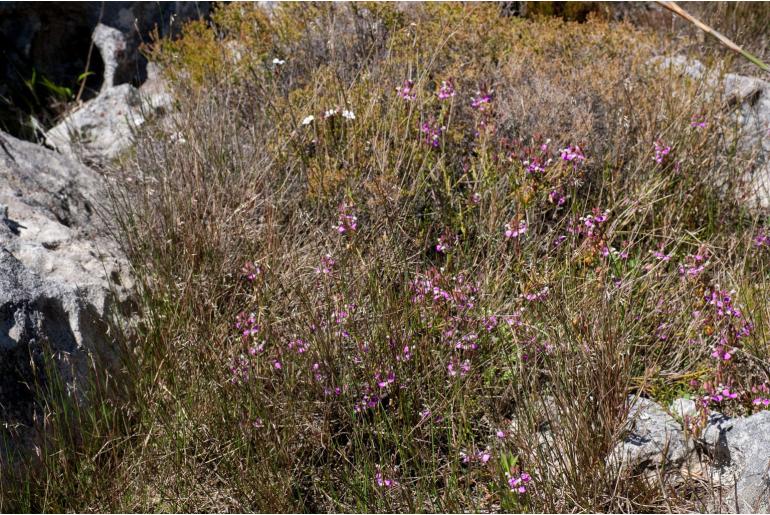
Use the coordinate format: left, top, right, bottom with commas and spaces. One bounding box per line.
315, 254, 336, 275
396, 79, 416, 101
755, 229, 770, 247
507, 471, 532, 494
374, 467, 398, 488
471, 90, 493, 111
437, 80, 455, 100
241, 261, 261, 281
549, 190, 566, 206
504, 220, 528, 239
335, 203, 358, 234
420, 121, 444, 148
560, 144, 585, 163
690, 114, 707, 129
654, 140, 671, 164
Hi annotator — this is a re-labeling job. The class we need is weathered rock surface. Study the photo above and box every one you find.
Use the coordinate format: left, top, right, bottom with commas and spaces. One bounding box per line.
44, 84, 145, 165
702, 411, 770, 513
612, 396, 689, 472
44, 19, 174, 166
0, 129, 130, 456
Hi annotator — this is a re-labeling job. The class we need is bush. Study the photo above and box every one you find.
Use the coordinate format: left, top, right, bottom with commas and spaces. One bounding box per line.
6, 3, 770, 512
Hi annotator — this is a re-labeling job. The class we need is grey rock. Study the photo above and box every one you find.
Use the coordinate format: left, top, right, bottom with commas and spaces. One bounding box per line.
610, 397, 688, 472
670, 397, 698, 420
45, 84, 146, 164
92, 24, 127, 92
701, 411, 770, 513
0, 2, 210, 96
0, 130, 130, 458
653, 55, 710, 82
723, 73, 770, 209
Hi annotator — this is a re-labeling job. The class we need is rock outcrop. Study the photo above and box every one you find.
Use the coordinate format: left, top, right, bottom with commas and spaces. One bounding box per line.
611, 396, 770, 513
0, 129, 130, 457
612, 397, 689, 472
45, 23, 173, 165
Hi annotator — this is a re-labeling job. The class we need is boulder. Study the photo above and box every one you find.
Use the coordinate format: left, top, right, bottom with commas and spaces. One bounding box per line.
0, 130, 130, 458
701, 411, 770, 513
44, 17, 176, 166
611, 396, 689, 472
45, 83, 146, 165
723, 73, 770, 209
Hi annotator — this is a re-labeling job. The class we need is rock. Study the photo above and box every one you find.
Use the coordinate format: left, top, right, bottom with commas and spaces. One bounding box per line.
670, 397, 698, 420
92, 23, 128, 93
723, 73, 770, 209
611, 397, 688, 472
653, 55, 711, 82
0, 2, 209, 142
0, 2, 210, 94
45, 84, 146, 165
0, 130, 130, 459
701, 411, 770, 513
44, 18, 177, 166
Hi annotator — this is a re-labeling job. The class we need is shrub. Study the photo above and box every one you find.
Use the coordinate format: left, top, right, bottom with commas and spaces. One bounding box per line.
6, 3, 770, 512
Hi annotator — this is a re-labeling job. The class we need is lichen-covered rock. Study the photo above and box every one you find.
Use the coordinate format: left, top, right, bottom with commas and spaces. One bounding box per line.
0, 130, 130, 458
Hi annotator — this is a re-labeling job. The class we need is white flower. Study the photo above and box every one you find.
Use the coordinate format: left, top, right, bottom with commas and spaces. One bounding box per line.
301, 115, 315, 126
324, 108, 338, 118
341, 109, 356, 120
272, 58, 286, 65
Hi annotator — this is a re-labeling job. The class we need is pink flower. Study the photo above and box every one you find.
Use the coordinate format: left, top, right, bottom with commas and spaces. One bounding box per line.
690, 114, 707, 129
507, 471, 532, 494
755, 229, 770, 247
315, 254, 336, 275
654, 140, 671, 164
335, 203, 358, 234
504, 220, 528, 239
549, 189, 566, 206
241, 261, 260, 281
374, 466, 398, 488
437, 80, 455, 100
396, 79, 416, 101
560, 145, 585, 163
420, 121, 444, 147
471, 89, 493, 110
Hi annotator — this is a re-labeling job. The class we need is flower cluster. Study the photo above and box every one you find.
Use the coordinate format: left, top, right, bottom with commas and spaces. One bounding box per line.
653, 140, 671, 164
678, 252, 707, 278
397, 79, 416, 101
559, 144, 585, 164
690, 114, 707, 129
755, 229, 770, 248
507, 470, 532, 494
702, 288, 752, 362
437, 80, 455, 100
471, 89, 493, 111
420, 121, 444, 148
504, 220, 528, 239
335, 203, 358, 234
